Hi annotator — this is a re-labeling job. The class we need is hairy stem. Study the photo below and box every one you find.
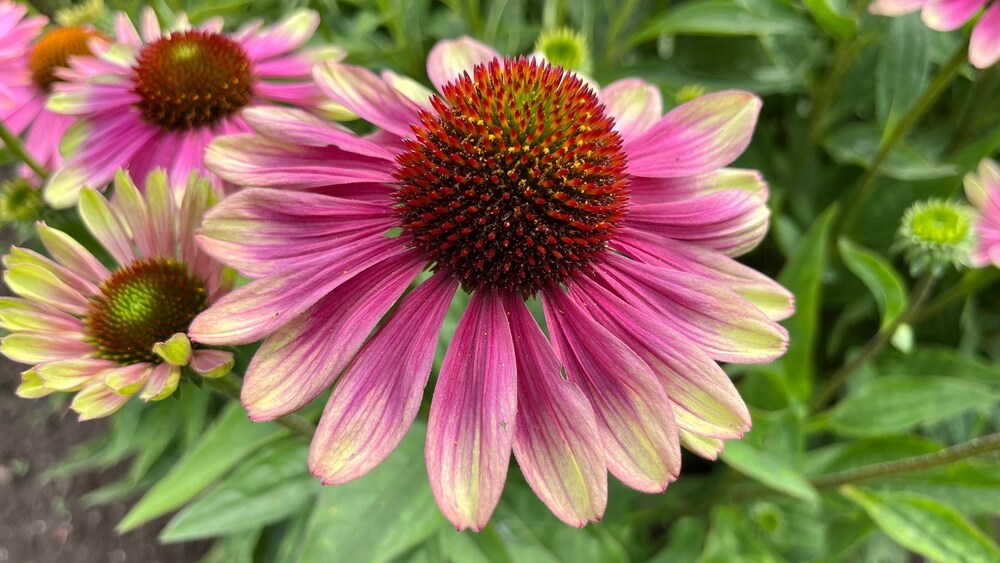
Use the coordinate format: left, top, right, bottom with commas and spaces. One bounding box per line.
0, 121, 48, 181
204, 373, 316, 438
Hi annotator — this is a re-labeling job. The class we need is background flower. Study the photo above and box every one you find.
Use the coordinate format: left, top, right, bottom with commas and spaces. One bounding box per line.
871, 0, 1000, 68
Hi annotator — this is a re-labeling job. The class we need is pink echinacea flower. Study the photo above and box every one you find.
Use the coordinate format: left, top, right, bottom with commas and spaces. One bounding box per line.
871, 0, 1000, 68
43, 8, 342, 208
2, 170, 234, 420
965, 158, 1000, 266
191, 37, 793, 530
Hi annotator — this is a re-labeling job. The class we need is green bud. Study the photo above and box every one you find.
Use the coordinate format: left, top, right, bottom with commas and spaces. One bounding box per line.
534, 28, 591, 74
0, 178, 45, 226
55, 0, 107, 28
894, 199, 975, 276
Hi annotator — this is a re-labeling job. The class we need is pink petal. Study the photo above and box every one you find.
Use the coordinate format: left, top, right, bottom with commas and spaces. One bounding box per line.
190, 349, 234, 378
600, 78, 663, 143
240, 9, 319, 61
970, 2, 1000, 68
628, 168, 769, 206
625, 189, 771, 257
426, 36, 500, 94
310, 273, 457, 483
571, 276, 751, 439
625, 91, 761, 178
241, 107, 396, 160
71, 383, 129, 420
923, 0, 987, 31
593, 255, 788, 364
241, 251, 425, 420
1, 332, 93, 364
542, 289, 680, 493
78, 188, 136, 265
506, 295, 607, 527
426, 292, 517, 531
313, 62, 422, 138
188, 236, 401, 345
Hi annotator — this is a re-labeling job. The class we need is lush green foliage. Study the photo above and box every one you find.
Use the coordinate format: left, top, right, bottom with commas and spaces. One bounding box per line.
9, 0, 1000, 561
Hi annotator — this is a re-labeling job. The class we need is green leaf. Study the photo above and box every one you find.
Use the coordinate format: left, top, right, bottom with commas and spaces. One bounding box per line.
876, 13, 930, 143
841, 487, 1000, 562
838, 238, 908, 331
828, 376, 999, 436
117, 403, 289, 532
803, 0, 856, 39
777, 205, 837, 402
160, 439, 319, 541
872, 463, 1000, 516
722, 440, 819, 503
877, 347, 1000, 386
628, 0, 811, 45
701, 505, 783, 563
823, 123, 958, 180
648, 517, 706, 562
297, 422, 446, 563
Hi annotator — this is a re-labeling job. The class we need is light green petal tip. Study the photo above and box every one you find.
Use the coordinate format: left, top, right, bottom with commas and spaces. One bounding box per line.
152, 333, 193, 366
16, 370, 55, 399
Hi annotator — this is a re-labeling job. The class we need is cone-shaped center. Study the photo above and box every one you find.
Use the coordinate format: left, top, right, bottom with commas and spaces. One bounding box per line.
86, 258, 207, 364
29, 26, 103, 90
132, 30, 253, 130
395, 57, 629, 294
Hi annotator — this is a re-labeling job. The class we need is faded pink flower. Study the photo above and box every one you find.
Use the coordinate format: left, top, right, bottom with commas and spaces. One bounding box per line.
2, 170, 234, 420
43, 8, 343, 208
965, 158, 1000, 266
191, 37, 792, 530
871, 0, 1000, 68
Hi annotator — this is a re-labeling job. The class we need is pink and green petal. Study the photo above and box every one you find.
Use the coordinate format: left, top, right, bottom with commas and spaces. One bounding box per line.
680, 431, 726, 460
190, 350, 235, 379
152, 333, 193, 366
922, 0, 987, 31
970, 2, 1000, 68
38, 359, 117, 392
4, 247, 99, 298
506, 295, 607, 527
426, 292, 517, 531
241, 106, 396, 159
0, 302, 84, 333
240, 9, 318, 60
242, 251, 424, 420
36, 224, 110, 284
72, 383, 129, 420
543, 289, 681, 493
78, 187, 137, 265
625, 91, 761, 179
628, 168, 768, 206
313, 62, 423, 138
2, 332, 92, 364
4, 263, 91, 316
426, 36, 500, 93
310, 274, 458, 484
964, 159, 1000, 208
140, 363, 181, 401
600, 78, 663, 143
104, 363, 154, 395
17, 370, 55, 399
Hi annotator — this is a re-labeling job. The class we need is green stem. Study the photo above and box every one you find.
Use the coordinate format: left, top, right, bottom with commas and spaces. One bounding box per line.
808, 33, 871, 142
814, 431, 1000, 488
946, 63, 999, 154
0, 121, 48, 181
836, 45, 967, 236
204, 373, 316, 439
913, 267, 1000, 322
811, 272, 937, 413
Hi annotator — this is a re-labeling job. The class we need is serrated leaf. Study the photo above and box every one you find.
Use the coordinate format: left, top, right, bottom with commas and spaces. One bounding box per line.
838, 238, 908, 331
160, 439, 319, 542
777, 206, 837, 402
117, 403, 289, 532
828, 376, 999, 436
298, 422, 445, 563
722, 440, 819, 503
841, 487, 1000, 562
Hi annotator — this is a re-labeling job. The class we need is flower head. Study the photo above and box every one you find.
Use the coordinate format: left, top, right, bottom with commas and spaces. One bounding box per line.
2, 170, 234, 420
964, 158, 1000, 267
0, 1, 95, 176
871, 0, 1000, 68
895, 198, 976, 275
43, 8, 343, 208
192, 37, 792, 530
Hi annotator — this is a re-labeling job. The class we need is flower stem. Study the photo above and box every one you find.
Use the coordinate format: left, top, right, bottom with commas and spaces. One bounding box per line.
204, 373, 316, 438
913, 267, 1000, 322
836, 45, 967, 237
811, 272, 937, 413
813, 431, 1000, 488
0, 121, 48, 181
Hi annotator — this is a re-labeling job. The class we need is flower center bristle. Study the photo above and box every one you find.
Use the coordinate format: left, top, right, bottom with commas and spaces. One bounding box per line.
132, 30, 253, 130
394, 57, 629, 294
86, 258, 207, 364
29, 26, 103, 90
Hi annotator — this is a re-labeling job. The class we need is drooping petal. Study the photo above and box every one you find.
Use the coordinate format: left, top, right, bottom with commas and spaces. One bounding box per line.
543, 289, 680, 492
140, 363, 181, 401
310, 274, 457, 484
72, 383, 129, 420
426, 292, 517, 531
426, 36, 500, 94
241, 251, 425, 420
572, 276, 751, 439
600, 78, 663, 142
680, 431, 725, 460
625, 91, 761, 178
188, 236, 400, 345
313, 62, 422, 138
190, 349, 234, 379
922, 0, 987, 31
970, 2, 1000, 68
241, 106, 396, 160
628, 168, 769, 206
104, 363, 154, 395
506, 295, 607, 527
38, 359, 118, 392
152, 333, 193, 366
594, 255, 788, 364
16, 370, 55, 399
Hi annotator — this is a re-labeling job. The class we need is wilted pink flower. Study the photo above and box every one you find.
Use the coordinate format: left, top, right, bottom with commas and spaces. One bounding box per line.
1, 170, 234, 420
0, 1, 96, 175
191, 37, 792, 530
965, 159, 1000, 266
871, 0, 1000, 68
43, 8, 342, 208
